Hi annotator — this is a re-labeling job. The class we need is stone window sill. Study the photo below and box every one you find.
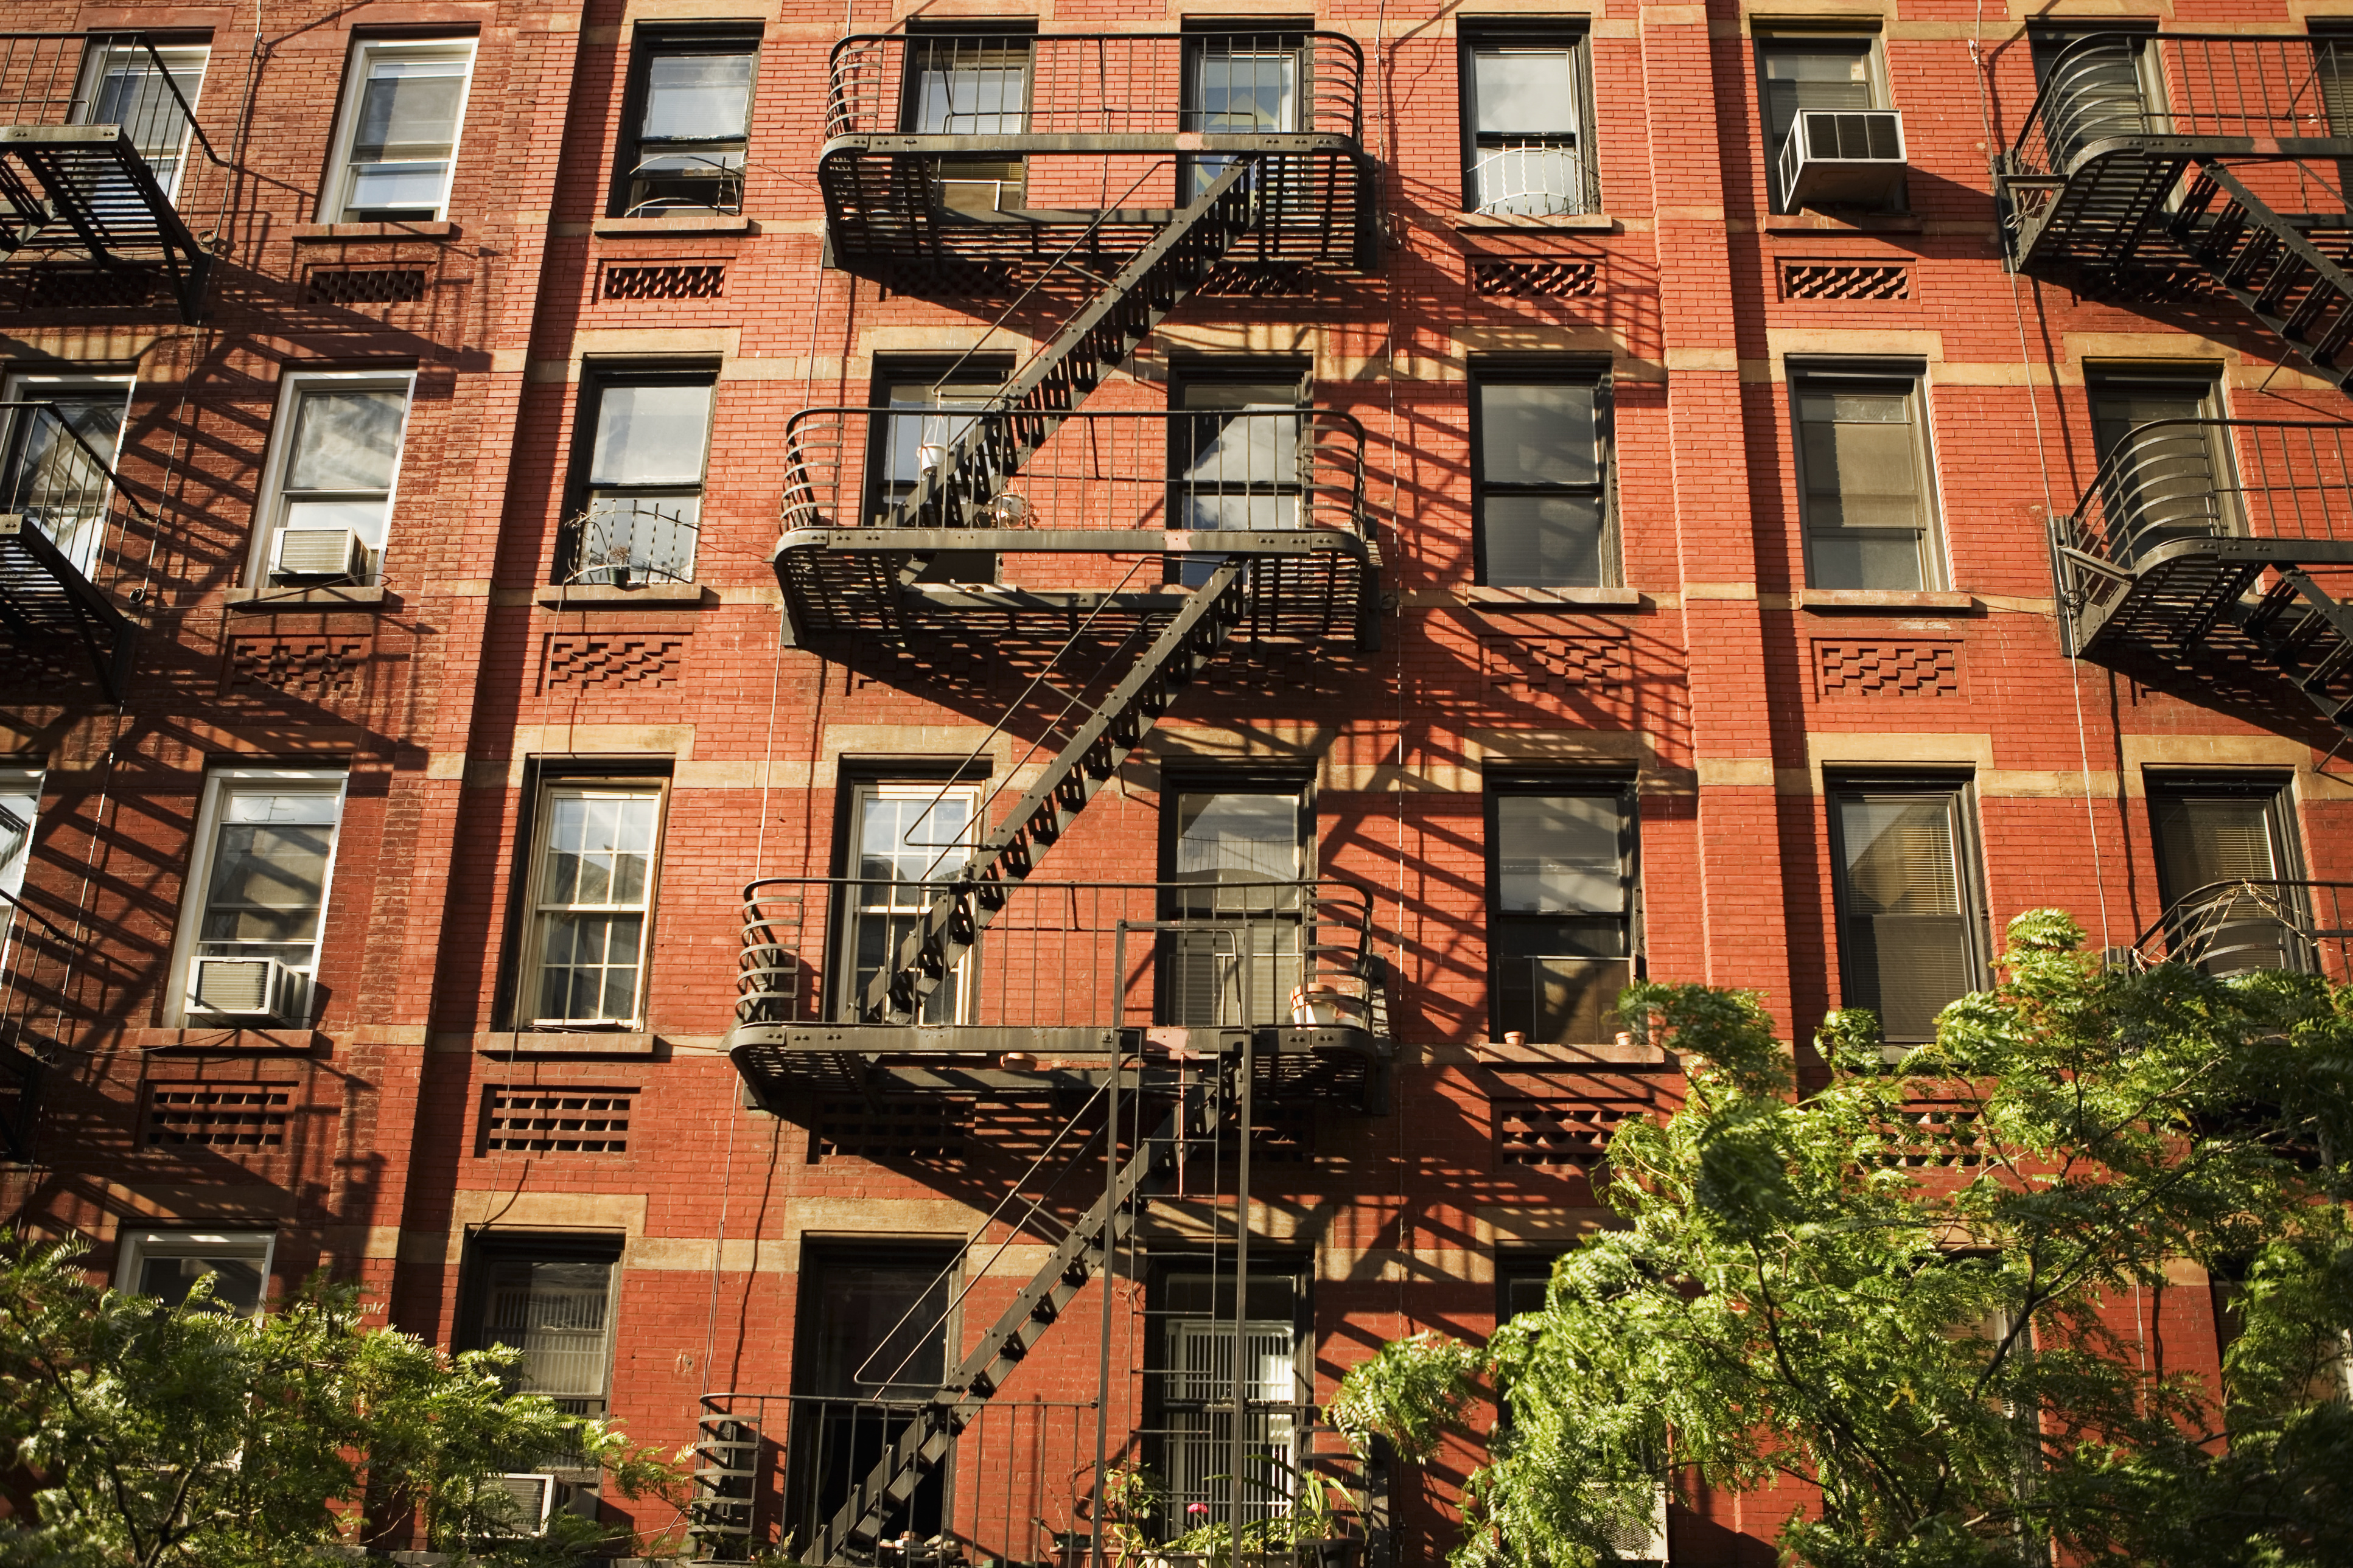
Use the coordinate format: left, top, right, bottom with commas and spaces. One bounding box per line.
1463, 586, 1643, 610
592, 214, 757, 237
530, 583, 713, 609
291, 220, 460, 243
1797, 589, 1977, 613
478, 1030, 658, 1058
1764, 211, 1921, 234
226, 585, 393, 612
1453, 211, 1617, 232
132, 1026, 326, 1052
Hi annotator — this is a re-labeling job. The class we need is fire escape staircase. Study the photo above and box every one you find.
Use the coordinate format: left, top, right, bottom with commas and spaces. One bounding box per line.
0, 510, 135, 702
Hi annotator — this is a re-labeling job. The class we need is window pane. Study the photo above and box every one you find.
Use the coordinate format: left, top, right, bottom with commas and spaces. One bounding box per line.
1763, 40, 1876, 143
356, 57, 467, 155
1192, 49, 1297, 132
2151, 792, 2298, 975
483, 1259, 613, 1398
537, 790, 658, 908
287, 389, 405, 493
915, 44, 1028, 134
1836, 792, 1969, 1040
1808, 532, 1923, 591
1497, 795, 1623, 913
2153, 796, 2279, 893
136, 1251, 265, 1314
90, 48, 207, 175
1472, 49, 1576, 134
200, 789, 341, 950
590, 383, 713, 486
0, 774, 35, 907
1175, 792, 1301, 882
1181, 406, 1298, 486
1483, 494, 1604, 587
802, 1260, 951, 1396
1472, 143, 1584, 215
856, 792, 971, 883
1480, 382, 1598, 486
643, 52, 753, 141
1837, 796, 1960, 916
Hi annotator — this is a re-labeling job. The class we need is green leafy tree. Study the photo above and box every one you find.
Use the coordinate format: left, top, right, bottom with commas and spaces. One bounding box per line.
1335, 910, 2353, 1568
0, 1243, 684, 1567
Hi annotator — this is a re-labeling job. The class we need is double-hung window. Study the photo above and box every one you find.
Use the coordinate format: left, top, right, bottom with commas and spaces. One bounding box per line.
1164, 786, 1309, 1027
1827, 779, 1984, 1044
116, 1230, 273, 1315
2149, 776, 2308, 975
1485, 780, 1638, 1044
2087, 367, 2233, 562
906, 32, 1030, 216
0, 768, 41, 972
1170, 366, 1306, 571
466, 1239, 621, 1416
1792, 365, 1945, 591
323, 38, 475, 222
1, 372, 131, 580
1472, 364, 1614, 588
1757, 31, 1891, 212
788, 1248, 955, 1545
568, 369, 713, 585
615, 28, 758, 217
1461, 30, 1594, 216
841, 782, 976, 1025
74, 40, 209, 199
1183, 33, 1300, 201
253, 370, 413, 585
175, 770, 348, 1026
521, 781, 666, 1028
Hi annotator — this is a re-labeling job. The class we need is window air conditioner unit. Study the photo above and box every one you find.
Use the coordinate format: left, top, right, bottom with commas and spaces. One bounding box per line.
272, 527, 367, 579
190, 956, 301, 1022
1584, 1482, 1669, 1564
486, 1472, 559, 1538
1778, 109, 1906, 209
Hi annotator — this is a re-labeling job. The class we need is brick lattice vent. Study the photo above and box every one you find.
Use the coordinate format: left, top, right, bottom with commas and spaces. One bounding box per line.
1780, 261, 1911, 302
602, 263, 725, 301
144, 1084, 294, 1150
1470, 259, 1600, 299
1493, 1097, 1638, 1168
1197, 263, 1320, 298
305, 267, 430, 305
17, 267, 153, 309
811, 1097, 967, 1163
481, 1087, 637, 1154
1874, 1101, 1990, 1168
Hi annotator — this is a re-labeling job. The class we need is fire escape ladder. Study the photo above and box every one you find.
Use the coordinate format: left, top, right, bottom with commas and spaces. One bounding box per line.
863, 560, 1248, 1022
880, 158, 1260, 574
808, 1082, 1222, 1566
2237, 567, 2353, 737
2168, 161, 2353, 393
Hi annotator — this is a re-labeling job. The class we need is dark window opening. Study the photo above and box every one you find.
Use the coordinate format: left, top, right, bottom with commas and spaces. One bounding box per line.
1828, 780, 1984, 1044
1471, 363, 1614, 588
1147, 1267, 1305, 1531
1484, 779, 1639, 1044
461, 1236, 623, 1420
2149, 776, 2309, 975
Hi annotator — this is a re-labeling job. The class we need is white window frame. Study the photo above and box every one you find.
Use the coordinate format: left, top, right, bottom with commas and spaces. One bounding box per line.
519, 779, 670, 1030
245, 368, 417, 588
166, 768, 349, 1027
73, 41, 210, 201
320, 36, 478, 223
0, 767, 41, 974
114, 1229, 277, 1317
1, 372, 131, 581
841, 781, 979, 1024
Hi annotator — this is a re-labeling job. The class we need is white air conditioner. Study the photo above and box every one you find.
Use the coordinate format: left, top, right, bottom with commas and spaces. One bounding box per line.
271, 527, 368, 579
486, 1472, 558, 1538
1778, 109, 1906, 209
190, 956, 301, 1022
1584, 1482, 1669, 1563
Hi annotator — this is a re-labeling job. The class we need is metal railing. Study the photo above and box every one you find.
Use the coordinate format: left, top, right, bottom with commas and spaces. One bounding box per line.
2007, 33, 2353, 181
734, 877, 1380, 1034
825, 32, 1364, 144
780, 408, 1367, 539
0, 399, 153, 587
554, 499, 701, 587
2056, 419, 2353, 589
2127, 879, 2353, 977
0, 32, 220, 183
1465, 141, 1600, 218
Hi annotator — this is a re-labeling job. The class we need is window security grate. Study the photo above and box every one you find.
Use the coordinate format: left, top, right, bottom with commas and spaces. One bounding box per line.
481, 1087, 637, 1154
1780, 260, 1911, 301
601, 263, 725, 301
305, 267, 430, 305
144, 1084, 294, 1149
811, 1096, 967, 1163
1470, 259, 1599, 299
1493, 1096, 1636, 1168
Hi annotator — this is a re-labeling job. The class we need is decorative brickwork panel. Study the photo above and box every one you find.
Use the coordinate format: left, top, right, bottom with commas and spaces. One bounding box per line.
1873, 1100, 1988, 1168
1780, 261, 1911, 301
1470, 259, 1599, 299
811, 1097, 967, 1164
9, 267, 153, 310
224, 636, 372, 703
542, 635, 686, 691
143, 1083, 293, 1149
1493, 1096, 1640, 1168
305, 265, 429, 305
1814, 640, 1962, 697
1197, 263, 1320, 298
1482, 634, 1631, 697
481, 1086, 635, 1154
601, 262, 725, 301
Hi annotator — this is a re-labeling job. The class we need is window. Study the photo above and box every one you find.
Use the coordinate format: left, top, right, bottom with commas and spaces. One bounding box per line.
904, 31, 1030, 215
1171, 366, 1306, 534
1163, 785, 1309, 1027
115, 1230, 273, 1315
1757, 32, 1888, 211
614, 28, 757, 217
839, 782, 976, 1024
567, 369, 713, 585
1484, 781, 1638, 1044
1183, 33, 1300, 201
1153, 1270, 1303, 1526
74, 41, 208, 198
2087, 367, 2233, 560
1460, 30, 1593, 216
2030, 26, 2158, 159
520, 781, 665, 1027
1472, 365, 1614, 588
1828, 781, 1984, 1044
252, 371, 414, 587
464, 1239, 621, 1415
869, 358, 1011, 526
0, 767, 40, 972
323, 38, 475, 221
1792, 366, 1944, 591
1, 372, 130, 579
788, 1249, 954, 1547
2149, 776, 2308, 975
1498, 1252, 1562, 1321
173, 770, 347, 1026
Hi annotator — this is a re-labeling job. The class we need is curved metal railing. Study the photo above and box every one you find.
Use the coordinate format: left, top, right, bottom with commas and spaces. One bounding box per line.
2056, 417, 2353, 582
824, 31, 1364, 144
1466, 141, 1599, 218
0, 399, 154, 585
777, 406, 1368, 540
2127, 879, 2353, 977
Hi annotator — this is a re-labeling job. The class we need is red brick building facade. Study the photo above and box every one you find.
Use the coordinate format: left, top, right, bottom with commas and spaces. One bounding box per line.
3, 0, 2348, 1558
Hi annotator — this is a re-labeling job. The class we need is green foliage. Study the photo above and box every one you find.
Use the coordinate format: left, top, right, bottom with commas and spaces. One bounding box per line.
1349, 912, 2353, 1568
1329, 1332, 1484, 1463
0, 1244, 687, 1567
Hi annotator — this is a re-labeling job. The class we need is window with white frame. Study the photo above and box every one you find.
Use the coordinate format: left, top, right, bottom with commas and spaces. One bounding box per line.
1461, 30, 1594, 216
0, 768, 41, 971
0, 372, 130, 580
522, 781, 666, 1027
74, 41, 209, 199
251, 371, 414, 587
841, 782, 977, 1024
116, 1230, 274, 1315
323, 37, 475, 222
175, 771, 348, 1026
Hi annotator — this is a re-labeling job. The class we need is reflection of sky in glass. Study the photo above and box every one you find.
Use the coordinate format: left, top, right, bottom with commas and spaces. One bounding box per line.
917, 62, 1026, 133
1193, 51, 1296, 131
859, 792, 973, 881
591, 383, 711, 485
1176, 792, 1299, 881
1472, 50, 1575, 134
541, 792, 659, 907
1495, 795, 1620, 913
643, 53, 753, 141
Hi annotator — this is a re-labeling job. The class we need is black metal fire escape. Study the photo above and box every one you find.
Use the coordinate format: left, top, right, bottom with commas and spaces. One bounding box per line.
0, 400, 147, 702
2001, 33, 2353, 738
0, 33, 222, 321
